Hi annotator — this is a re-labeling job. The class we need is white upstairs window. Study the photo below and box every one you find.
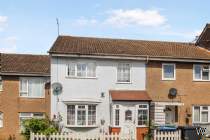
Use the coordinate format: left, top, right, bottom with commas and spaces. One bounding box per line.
162, 63, 176, 80
117, 63, 131, 83
66, 62, 96, 78
194, 65, 210, 81
0, 112, 3, 128
20, 78, 45, 98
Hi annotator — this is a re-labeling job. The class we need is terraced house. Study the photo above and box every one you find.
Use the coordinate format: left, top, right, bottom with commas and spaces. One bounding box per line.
0, 53, 50, 140
49, 24, 210, 140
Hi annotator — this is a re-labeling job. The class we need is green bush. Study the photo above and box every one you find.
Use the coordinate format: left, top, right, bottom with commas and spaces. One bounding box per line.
21, 118, 58, 140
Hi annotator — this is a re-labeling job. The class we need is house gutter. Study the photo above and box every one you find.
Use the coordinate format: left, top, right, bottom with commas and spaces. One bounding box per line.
50, 53, 210, 63
0, 72, 50, 77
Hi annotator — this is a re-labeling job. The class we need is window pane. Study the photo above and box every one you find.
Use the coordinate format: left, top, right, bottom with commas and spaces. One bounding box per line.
67, 105, 75, 125
194, 107, 200, 122
77, 105, 86, 125
202, 112, 208, 122
163, 64, 174, 79
194, 65, 201, 80
117, 63, 130, 82
115, 110, 119, 126
125, 110, 132, 121
87, 63, 96, 77
20, 79, 28, 93
77, 64, 87, 77
88, 105, 96, 125
138, 110, 148, 125
202, 66, 209, 80
28, 79, 44, 97
67, 63, 76, 77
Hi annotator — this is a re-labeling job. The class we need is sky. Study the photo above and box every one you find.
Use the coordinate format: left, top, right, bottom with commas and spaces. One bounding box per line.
0, 0, 209, 54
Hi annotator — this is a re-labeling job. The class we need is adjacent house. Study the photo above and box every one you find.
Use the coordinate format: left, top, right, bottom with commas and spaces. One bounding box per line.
49, 23, 210, 139
0, 53, 50, 139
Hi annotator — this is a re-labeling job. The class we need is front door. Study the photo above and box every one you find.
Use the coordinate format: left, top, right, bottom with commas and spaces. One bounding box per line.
121, 107, 136, 139
165, 106, 175, 124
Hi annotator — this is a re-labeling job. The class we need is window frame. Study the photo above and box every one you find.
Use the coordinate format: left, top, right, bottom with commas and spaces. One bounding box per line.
193, 64, 210, 81
117, 63, 131, 83
193, 106, 210, 124
113, 104, 120, 127
66, 62, 97, 79
136, 104, 149, 127
19, 77, 45, 98
0, 112, 3, 128
66, 104, 97, 127
162, 63, 176, 81
0, 76, 3, 91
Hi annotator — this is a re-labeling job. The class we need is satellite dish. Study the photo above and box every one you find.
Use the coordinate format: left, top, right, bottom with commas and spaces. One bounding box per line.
52, 82, 63, 95
168, 88, 177, 99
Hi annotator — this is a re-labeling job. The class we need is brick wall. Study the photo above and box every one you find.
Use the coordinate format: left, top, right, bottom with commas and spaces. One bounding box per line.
146, 61, 210, 126
0, 76, 50, 140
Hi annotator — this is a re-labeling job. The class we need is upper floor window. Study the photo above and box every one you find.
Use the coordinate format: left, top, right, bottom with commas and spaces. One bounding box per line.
162, 63, 176, 80
0, 76, 2, 91
67, 104, 97, 126
117, 63, 131, 83
0, 112, 3, 128
193, 106, 209, 123
194, 65, 210, 81
20, 78, 45, 98
67, 62, 96, 78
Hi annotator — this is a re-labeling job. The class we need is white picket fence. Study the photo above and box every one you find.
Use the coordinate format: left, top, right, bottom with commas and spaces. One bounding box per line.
30, 132, 133, 140
153, 129, 181, 140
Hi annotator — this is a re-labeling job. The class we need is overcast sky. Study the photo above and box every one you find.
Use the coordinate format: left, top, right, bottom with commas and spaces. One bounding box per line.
0, 0, 209, 54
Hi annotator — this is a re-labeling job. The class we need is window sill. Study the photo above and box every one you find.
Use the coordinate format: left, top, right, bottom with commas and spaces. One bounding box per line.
162, 79, 176, 81
193, 122, 210, 124
66, 125, 99, 128
19, 96, 45, 99
66, 76, 97, 79
193, 80, 210, 82
116, 82, 132, 84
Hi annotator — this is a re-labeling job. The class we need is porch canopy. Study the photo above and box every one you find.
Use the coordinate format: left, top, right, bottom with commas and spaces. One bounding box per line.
110, 90, 151, 101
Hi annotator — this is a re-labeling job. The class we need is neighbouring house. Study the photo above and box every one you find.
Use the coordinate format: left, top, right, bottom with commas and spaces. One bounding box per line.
49, 23, 210, 139
0, 53, 50, 140
49, 36, 152, 140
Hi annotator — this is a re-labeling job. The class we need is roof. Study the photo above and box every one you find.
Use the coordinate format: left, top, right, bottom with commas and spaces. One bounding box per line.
110, 90, 151, 101
49, 35, 210, 60
196, 24, 210, 48
0, 53, 50, 76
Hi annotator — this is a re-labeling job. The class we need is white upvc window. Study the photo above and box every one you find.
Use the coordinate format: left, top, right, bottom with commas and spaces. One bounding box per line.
117, 63, 131, 83
19, 112, 45, 131
0, 76, 3, 91
67, 104, 97, 127
0, 112, 3, 128
113, 105, 120, 127
66, 62, 96, 78
162, 63, 176, 80
19, 77, 45, 98
137, 104, 149, 126
193, 106, 209, 123
193, 64, 210, 81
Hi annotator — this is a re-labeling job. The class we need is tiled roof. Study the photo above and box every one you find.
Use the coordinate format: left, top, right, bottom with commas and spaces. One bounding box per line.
110, 90, 151, 101
49, 36, 210, 60
0, 53, 50, 76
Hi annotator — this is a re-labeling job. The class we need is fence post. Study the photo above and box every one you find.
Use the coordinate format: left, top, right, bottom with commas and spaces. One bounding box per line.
30, 132, 34, 140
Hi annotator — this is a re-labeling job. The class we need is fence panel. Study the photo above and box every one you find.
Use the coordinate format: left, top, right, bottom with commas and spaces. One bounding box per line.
153, 129, 181, 140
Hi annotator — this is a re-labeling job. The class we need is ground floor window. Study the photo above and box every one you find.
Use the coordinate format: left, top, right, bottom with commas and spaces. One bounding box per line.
67, 104, 96, 126
193, 106, 209, 123
137, 104, 149, 126
19, 112, 45, 131
0, 112, 3, 128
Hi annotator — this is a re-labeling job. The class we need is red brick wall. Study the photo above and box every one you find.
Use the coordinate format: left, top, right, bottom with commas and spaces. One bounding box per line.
0, 76, 50, 140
